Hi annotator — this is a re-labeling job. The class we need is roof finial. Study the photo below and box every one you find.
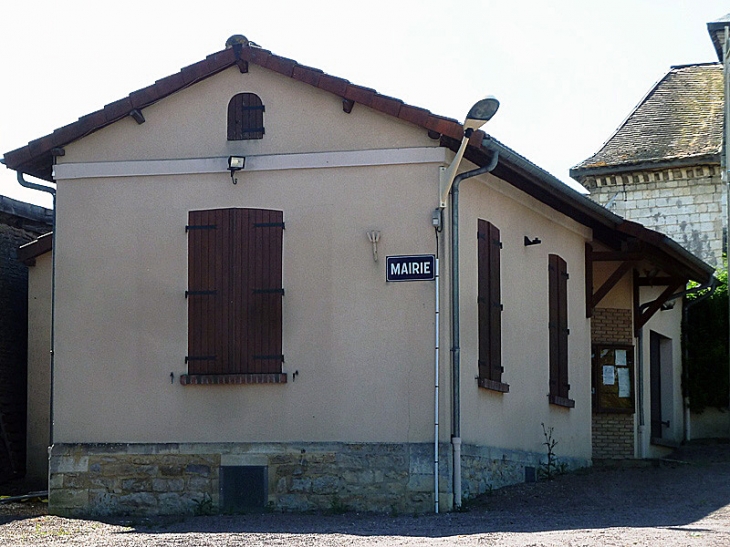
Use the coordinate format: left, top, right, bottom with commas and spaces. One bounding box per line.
225, 35, 249, 49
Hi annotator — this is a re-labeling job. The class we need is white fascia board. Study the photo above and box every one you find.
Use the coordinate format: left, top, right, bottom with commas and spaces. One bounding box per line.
53, 147, 448, 180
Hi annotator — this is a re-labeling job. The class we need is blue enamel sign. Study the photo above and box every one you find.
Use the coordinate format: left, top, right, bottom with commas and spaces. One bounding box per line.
386, 254, 436, 282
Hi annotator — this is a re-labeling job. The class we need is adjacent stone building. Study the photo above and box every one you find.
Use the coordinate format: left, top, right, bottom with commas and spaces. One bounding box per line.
0, 195, 52, 483
570, 62, 725, 268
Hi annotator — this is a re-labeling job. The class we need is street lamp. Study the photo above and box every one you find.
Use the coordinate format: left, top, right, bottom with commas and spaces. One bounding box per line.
438, 97, 500, 208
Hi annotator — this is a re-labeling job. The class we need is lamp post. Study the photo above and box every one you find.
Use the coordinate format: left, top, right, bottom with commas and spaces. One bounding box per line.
722, 25, 730, 436
435, 97, 499, 512
439, 97, 500, 208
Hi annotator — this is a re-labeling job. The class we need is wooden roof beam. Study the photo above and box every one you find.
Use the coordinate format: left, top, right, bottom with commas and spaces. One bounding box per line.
634, 277, 685, 336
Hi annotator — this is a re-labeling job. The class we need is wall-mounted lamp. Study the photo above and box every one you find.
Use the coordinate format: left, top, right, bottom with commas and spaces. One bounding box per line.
439, 96, 500, 208
524, 236, 542, 246
367, 230, 381, 262
228, 155, 245, 184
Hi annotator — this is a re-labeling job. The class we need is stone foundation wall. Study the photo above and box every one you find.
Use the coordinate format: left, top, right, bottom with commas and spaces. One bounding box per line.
460, 444, 589, 500
49, 441, 589, 516
49, 442, 452, 517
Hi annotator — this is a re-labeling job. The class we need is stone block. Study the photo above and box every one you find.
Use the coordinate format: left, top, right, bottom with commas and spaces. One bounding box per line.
311, 475, 340, 495
121, 478, 151, 493
117, 492, 157, 509
89, 476, 116, 490
63, 474, 88, 489
290, 477, 313, 493
51, 456, 89, 473
407, 474, 433, 492
158, 493, 196, 515
185, 464, 211, 476
159, 465, 184, 476
153, 478, 185, 492
277, 493, 311, 511
49, 473, 64, 489
51, 488, 89, 507
187, 476, 212, 491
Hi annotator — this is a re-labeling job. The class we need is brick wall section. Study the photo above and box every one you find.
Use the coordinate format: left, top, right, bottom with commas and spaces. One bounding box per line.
592, 414, 634, 459
591, 308, 633, 345
582, 164, 725, 267
591, 308, 635, 459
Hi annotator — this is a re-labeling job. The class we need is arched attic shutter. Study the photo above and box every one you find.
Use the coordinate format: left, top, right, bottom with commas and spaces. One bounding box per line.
227, 93, 265, 140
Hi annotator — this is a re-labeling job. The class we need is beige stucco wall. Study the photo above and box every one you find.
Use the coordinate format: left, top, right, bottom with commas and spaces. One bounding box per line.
26, 251, 52, 487
49, 60, 596, 468
640, 286, 685, 458
52, 62, 449, 446
456, 171, 593, 460
53, 163, 446, 444
59, 65, 434, 164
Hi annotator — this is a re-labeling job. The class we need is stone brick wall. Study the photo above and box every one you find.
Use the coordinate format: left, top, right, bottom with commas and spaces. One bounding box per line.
591, 308, 635, 459
460, 444, 589, 499
582, 164, 725, 267
49, 442, 452, 517
49, 441, 590, 516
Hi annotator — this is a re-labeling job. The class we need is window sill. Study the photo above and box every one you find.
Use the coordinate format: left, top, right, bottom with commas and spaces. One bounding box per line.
180, 373, 287, 385
477, 378, 510, 393
548, 394, 575, 408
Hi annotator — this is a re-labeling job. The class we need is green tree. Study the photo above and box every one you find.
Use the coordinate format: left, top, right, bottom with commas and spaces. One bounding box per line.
683, 266, 729, 412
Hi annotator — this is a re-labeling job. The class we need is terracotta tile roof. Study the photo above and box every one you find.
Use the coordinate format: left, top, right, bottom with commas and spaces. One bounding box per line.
2, 42, 475, 182
707, 13, 730, 62
570, 63, 723, 178
1, 38, 714, 284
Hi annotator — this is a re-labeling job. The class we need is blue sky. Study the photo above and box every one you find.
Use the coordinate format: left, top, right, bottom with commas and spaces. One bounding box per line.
1, 0, 728, 209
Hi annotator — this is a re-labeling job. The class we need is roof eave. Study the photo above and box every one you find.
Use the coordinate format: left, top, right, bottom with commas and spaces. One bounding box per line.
570, 153, 721, 181
451, 137, 714, 284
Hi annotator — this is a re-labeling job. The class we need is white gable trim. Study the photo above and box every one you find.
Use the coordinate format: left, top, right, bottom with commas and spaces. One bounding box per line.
52, 147, 448, 180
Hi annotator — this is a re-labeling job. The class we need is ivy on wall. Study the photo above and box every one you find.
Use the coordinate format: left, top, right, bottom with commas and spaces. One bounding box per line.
683, 266, 729, 412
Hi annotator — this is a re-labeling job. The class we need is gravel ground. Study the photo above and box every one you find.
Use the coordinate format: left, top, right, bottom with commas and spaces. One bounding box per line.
2, 442, 730, 546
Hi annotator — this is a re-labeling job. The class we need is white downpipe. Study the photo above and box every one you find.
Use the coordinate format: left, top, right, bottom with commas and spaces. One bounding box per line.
636, 328, 645, 459
434, 257, 440, 514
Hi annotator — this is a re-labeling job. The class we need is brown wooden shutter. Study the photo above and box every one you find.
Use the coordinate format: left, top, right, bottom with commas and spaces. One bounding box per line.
227, 93, 265, 140
188, 208, 283, 376
549, 254, 570, 401
187, 209, 229, 374
478, 220, 502, 384
231, 209, 284, 373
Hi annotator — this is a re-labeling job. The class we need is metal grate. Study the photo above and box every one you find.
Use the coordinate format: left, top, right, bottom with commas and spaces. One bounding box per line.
220, 466, 268, 512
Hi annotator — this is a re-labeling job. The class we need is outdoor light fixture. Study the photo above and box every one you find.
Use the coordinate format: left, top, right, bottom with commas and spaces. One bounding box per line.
228, 155, 245, 184
524, 236, 542, 246
439, 96, 500, 208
